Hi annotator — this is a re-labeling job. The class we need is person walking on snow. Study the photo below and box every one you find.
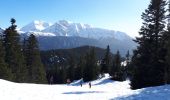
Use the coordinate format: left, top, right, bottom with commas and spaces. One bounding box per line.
89, 82, 91, 88
80, 78, 84, 87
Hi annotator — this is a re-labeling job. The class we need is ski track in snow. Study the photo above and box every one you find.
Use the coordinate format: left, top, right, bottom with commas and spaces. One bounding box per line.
0, 74, 170, 100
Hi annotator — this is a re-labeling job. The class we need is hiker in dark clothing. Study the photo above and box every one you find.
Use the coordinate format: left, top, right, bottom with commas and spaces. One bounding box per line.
80, 78, 83, 87
49, 76, 53, 85
89, 82, 91, 88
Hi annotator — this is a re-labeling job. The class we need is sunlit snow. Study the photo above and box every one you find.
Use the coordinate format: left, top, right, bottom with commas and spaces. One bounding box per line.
0, 74, 169, 100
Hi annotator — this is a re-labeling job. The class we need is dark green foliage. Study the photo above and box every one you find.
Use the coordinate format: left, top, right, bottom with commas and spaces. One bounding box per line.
0, 38, 12, 80
111, 51, 125, 81
24, 34, 47, 83
101, 45, 112, 74
3, 18, 28, 82
130, 0, 167, 89
67, 55, 76, 81
126, 50, 130, 66
165, 32, 170, 83
122, 50, 130, 79
126, 50, 133, 79
74, 56, 85, 80
83, 48, 99, 82
41, 46, 112, 84
164, 2, 170, 84
60, 66, 67, 84
41, 46, 107, 64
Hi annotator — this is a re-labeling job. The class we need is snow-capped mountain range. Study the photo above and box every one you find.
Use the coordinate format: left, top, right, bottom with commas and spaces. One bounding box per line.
1, 20, 137, 55
19, 20, 131, 41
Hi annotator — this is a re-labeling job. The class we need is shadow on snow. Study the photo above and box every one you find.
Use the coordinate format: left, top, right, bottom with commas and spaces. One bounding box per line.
111, 85, 170, 100
63, 91, 105, 95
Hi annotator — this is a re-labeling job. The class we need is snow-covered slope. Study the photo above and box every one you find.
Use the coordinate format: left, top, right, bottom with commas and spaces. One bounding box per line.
0, 75, 170, 100
20, 20, 51, 32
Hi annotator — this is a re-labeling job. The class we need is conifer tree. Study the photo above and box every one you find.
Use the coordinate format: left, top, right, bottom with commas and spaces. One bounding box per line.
3, 18, 28, 82
60, 66, 67, 84
25, 34, 47, 83
75, 56, 84, 80
83, 48, 99, 82
101, 45, 111, 74
131, 0, 167, 89
165, 1, 170, 84
126, 50, 130, 65
0, 37, 12, 80
67, 55, 75, 81
165, 31, 170, 83
126, 50, 131, 78
111, 51, 124, 81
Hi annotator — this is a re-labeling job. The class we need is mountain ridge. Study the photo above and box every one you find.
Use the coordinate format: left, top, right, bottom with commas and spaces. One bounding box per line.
19, 20, 133, 41
0, 20, 137, 55
20, 20, 51, 32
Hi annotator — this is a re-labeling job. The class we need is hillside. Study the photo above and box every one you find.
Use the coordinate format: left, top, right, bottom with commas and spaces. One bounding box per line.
41, 45, 111, 63
40, 45, 115, 70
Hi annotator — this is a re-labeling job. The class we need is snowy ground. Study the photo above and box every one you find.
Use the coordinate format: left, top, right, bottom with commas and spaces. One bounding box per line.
1, 74, 170, 100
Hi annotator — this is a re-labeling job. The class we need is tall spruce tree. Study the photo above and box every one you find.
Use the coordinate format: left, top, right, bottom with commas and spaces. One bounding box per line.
25, 34, 47, 83
101, 45, 111, 74
0, 37, 12, 80
111, 51, 124, 81
83, 47, 99, 82
165, 1, 170, 84
165, 29, 170, 83
60, 66, 67, 84
3, 18, 27, 82
75, 56, 84, 80
67, 55, 76, 81
124, 50, 130, 79
131, 0, 167, 89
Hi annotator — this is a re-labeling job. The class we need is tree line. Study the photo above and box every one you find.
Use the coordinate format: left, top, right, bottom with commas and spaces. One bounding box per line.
0, 19, 47, 83
45, 45, 129, 84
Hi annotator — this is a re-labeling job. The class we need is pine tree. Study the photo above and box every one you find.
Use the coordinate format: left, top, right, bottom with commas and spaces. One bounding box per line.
101, 45, 111, 74
165, 1, 170, 84
3, 18, 28, 82
75, 56, 84, 80
111, 51, 124, 81
124, 50, 130, 79
126, 50, 130, 65
131, 0, 167, 89
83, 47, 99, 82
67, 55, 76, 81
0, 37, 12, 80
24, 34, 47, 83
60, 66, 67, 84
165, 31, 170, 83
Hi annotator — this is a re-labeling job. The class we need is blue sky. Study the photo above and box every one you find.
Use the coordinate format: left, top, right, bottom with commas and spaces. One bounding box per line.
0, 0, 150, 37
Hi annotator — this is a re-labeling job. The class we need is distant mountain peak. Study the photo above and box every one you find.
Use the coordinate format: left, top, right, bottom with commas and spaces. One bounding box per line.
58, 20, 72, 25
20, 20, 51, 32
